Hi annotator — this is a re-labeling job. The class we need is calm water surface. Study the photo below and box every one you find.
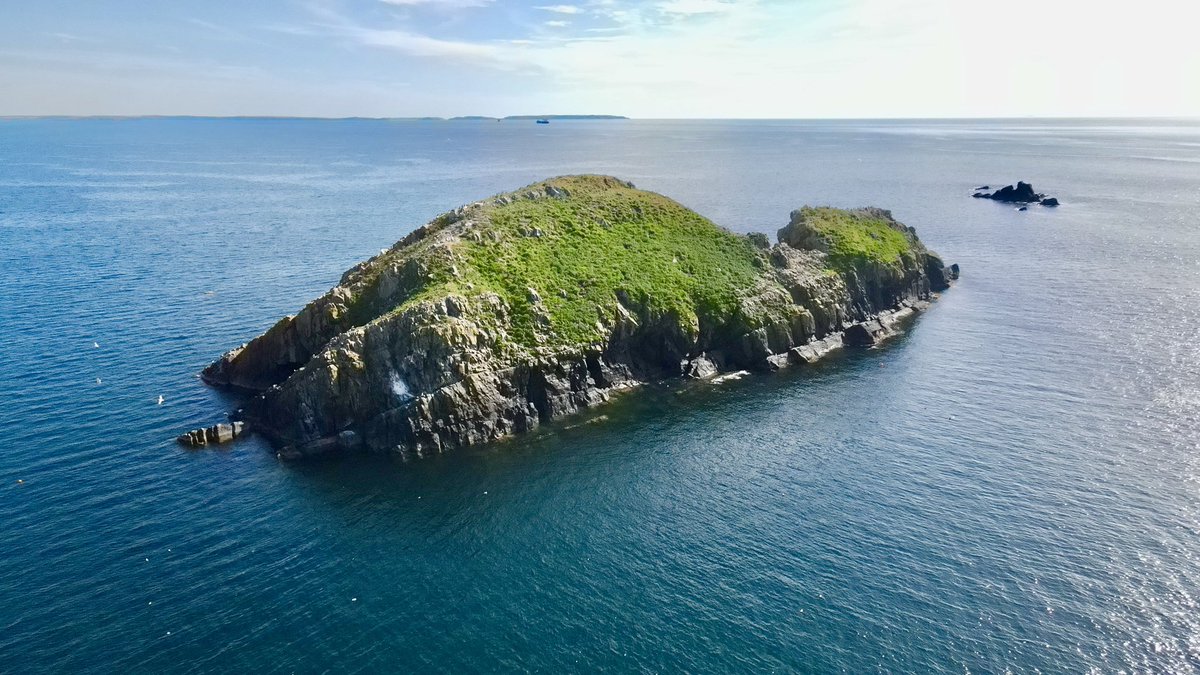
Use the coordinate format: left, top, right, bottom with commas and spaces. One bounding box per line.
0, 118, 1198, 672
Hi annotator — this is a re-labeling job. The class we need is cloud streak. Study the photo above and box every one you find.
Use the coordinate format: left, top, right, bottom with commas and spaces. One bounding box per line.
2, 0, 1198, 117
535, 4, 584, 14
378, 0, 494, 8
656, 0, 738, 16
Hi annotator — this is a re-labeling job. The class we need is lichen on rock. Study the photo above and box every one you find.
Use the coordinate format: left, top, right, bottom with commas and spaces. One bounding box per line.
199, 175, 958, 459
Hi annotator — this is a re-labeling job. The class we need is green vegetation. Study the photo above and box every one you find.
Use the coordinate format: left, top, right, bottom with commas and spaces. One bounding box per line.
796, 206, 915, 274
453, 176, 769, 348
341, 177, 926, 356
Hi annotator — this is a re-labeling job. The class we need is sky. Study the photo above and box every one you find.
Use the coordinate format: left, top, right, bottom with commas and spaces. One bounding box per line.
2, 0, 1198, 118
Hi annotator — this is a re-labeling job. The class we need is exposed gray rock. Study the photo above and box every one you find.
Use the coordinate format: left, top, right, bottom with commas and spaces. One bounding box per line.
747, 232, 771, 249
843, 321, 883, 347
198, 177, 958, 460
177, 420, 247, 448
764, 354, 791, 371
683, 354, 719, 379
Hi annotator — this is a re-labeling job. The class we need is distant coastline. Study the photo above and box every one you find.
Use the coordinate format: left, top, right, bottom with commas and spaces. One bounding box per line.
477, 115, 627, 121
0, 114, 629, 121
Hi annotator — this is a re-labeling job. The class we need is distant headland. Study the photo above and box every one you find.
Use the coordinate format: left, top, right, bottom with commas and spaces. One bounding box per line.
0, 114, 628, 122
448, 115, 628, 121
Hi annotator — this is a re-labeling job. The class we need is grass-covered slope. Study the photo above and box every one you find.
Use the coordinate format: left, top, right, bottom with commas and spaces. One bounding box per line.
436, 175, 770, 349
795, 206, 918, 273
776, 205, 928, 277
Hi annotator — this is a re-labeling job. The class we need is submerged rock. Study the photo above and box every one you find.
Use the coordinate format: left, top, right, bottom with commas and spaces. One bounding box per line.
199, 176, 958, 460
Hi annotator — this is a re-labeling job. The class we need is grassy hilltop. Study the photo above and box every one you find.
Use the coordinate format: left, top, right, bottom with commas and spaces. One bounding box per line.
346, 175, 922, 355
450, 176, 769, 348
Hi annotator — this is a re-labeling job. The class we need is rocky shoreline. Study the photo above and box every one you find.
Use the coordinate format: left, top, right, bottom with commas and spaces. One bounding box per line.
193, 176, 958, 459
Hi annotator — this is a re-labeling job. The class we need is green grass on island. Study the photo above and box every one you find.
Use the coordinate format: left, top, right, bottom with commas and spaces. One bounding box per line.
354, 176, 925, 354
795, 206, 916, 274
456, 176, 770, 348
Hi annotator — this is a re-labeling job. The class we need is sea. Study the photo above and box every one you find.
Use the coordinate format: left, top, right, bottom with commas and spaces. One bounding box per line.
0, 118, 1198, 673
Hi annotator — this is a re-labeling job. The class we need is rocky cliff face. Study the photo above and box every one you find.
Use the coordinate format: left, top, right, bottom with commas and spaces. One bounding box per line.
201, 175, 957, 459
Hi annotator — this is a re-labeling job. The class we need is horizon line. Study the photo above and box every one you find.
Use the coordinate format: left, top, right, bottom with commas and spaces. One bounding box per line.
2, 114, 1199, 122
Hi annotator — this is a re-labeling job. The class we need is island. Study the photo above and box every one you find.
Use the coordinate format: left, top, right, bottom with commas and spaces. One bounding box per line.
972, 181, 1061, 206
503, 115, 627, 120
194, 176, 957, 459
448, 115, 628, 121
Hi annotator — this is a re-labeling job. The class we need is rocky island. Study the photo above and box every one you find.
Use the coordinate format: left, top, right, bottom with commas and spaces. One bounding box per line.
973, 181, 1060, 206
197, 176, 957, 459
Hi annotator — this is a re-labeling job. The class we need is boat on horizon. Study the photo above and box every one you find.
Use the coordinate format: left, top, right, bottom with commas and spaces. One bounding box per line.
536, 119, 550, 124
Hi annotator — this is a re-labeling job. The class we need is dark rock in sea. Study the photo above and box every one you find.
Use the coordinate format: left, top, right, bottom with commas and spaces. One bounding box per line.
972, 192, 988, 199
177, 421, 245, 448
843, 321, 883, 347
925, 252, 959, 291
1040, 197, 1060, 207
199, 176, 958, 460
985, 181, 1043, 203
1017, 206, 1028, 212
975, 185, 990, 190
683, 354, 719, 379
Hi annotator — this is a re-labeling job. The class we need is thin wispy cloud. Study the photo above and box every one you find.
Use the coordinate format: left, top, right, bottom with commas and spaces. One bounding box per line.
341, 25, 520, 65
535, 4, 584, 14
379, 0, 494, 7
186, 18, 259, 43
0, 0, 1197, 117
656, 0, 738, 16
45, 32, 92, 44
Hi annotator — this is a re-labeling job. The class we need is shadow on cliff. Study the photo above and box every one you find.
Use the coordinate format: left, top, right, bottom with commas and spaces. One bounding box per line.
278, 324, 922, 515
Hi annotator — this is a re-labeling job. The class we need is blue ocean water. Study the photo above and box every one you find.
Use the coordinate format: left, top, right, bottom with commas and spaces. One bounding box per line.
1, 117, 1198, 673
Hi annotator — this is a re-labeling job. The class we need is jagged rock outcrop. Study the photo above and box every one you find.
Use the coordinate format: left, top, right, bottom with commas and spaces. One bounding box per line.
973, 181, 1061, 205
199, 176, 957, 459
986, 181, 1041, 203
177, 421, 246, 447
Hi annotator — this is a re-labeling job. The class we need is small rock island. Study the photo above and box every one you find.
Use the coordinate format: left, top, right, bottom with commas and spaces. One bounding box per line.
973, 181, 1060, 206
199, 176, 957, 459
